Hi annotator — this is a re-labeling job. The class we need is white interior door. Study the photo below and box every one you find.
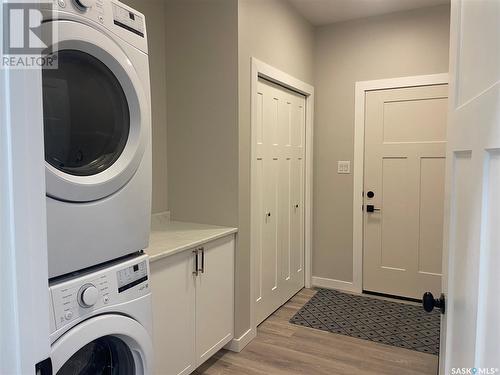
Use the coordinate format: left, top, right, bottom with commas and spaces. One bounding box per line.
363, 84, 448, 299
254, 78, 306, 325
440, 1, 500, 373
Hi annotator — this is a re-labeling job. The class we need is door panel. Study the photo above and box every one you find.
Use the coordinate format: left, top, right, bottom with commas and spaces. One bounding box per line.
254, 78, 306, 325
380, 157, 412, 270
418, 157, 445, 275
363, 84, 448, 299
441, 0, 500, 370
382, 97, 447, 143
447, 151, 476, 367
262, 157, 279, 297
150, 251, 196, 375
195, 237, 234, 365
280, 158, 292, 284
475, 151, 500, 365
290, 157, 305, 291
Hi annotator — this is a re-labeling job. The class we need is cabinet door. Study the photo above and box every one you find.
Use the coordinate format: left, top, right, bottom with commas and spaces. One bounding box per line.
195, 236, 234, 366
151, 250, 196, 375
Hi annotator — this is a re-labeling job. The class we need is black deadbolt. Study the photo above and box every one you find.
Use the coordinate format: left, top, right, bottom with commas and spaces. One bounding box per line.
367, 191, 375, 198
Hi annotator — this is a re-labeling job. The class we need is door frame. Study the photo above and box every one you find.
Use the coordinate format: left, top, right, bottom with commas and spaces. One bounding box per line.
0, 0, 51, 369
352, 73, 449, 293
250, 57, 314, 331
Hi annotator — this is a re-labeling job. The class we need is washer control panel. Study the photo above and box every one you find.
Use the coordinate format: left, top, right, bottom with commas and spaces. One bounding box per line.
50, 254, 150, 331
117, 260, 148, 293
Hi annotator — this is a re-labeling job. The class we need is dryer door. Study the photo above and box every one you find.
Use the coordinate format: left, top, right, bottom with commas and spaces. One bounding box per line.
52, 314, 152, 374
42, 20, 150, 202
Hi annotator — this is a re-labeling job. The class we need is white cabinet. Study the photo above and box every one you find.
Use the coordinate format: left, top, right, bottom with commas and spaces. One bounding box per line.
150, 249, 196, 375
151, 235, 235, 375
195, 237, 234, 364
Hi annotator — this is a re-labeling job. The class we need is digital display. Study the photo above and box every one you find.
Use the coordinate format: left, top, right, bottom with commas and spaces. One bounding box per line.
117, 260, 147, 293
112, 3, 145, 38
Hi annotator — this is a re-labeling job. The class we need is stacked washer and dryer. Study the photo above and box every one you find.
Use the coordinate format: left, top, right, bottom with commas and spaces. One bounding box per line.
41, 0, 154, 373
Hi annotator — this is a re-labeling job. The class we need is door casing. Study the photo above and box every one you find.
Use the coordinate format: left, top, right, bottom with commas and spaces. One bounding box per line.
352, 73, 449, 294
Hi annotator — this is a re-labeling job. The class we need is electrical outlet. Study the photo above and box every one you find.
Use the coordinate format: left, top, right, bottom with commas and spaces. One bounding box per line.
337, 161, 351, 174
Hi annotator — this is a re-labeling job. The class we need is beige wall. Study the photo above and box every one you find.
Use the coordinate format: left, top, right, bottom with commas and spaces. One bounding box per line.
313, 5, 450, 282
165, 0, 239, 227
121, 0, 168, 214
124, 0, 450, 340
237, 0, 314, 337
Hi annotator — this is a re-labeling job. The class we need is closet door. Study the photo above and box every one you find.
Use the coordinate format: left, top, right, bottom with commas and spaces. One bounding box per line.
289, 95, 306, 296
254, 78, 306, 325
254, 78, 281, 325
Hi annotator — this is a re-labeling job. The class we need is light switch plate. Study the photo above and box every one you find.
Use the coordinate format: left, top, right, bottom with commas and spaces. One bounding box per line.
337, 161, 351, 174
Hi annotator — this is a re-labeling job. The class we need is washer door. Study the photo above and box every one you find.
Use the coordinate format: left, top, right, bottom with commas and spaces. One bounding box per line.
52, 315, 152, 375
42, 20, 149, 202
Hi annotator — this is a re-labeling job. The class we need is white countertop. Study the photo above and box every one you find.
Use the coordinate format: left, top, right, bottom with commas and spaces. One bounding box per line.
145, 219, 238, 263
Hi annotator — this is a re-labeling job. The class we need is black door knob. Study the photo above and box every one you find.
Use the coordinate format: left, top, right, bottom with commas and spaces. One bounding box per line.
422, 292, 445, 314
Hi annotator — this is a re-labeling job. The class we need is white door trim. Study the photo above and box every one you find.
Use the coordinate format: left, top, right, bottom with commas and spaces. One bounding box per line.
250, 58, 314, 333
353, 73, 449, 293
0, 3, 51, 369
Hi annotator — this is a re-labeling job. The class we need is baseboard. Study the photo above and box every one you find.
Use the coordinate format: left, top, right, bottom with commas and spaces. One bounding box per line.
224, 328, 256, 353
312, 276, 361, 293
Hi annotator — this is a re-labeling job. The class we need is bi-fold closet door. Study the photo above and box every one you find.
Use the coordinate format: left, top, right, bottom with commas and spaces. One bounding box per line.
254, 77, 306, 325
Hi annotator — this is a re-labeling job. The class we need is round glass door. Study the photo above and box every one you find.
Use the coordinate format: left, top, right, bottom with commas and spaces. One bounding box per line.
42, 49, 130, 176
57, 336, 135, 375
41, 20, 149, 202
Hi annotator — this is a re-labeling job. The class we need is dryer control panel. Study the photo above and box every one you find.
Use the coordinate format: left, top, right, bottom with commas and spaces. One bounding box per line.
49, 254, 150, 331
112, 2, 145, 38
44, 0, 148, 53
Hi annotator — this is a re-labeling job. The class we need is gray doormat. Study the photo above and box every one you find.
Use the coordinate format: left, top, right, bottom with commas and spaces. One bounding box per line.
290, 288, 440, 355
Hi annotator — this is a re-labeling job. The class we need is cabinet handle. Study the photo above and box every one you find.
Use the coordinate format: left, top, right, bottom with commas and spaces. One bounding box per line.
193, 250, 199, 276
202, 247, 205, 273
198, 247, 205, 274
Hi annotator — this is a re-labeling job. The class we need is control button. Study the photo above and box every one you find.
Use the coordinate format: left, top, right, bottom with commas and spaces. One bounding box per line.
64, 311, 73, 320
58, 0, 66, 8
98, 15, 104, 23
78, 284, 99, 308
103, 295, 109, 304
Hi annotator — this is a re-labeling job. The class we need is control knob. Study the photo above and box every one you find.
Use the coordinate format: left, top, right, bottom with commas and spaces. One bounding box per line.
78, 284, 99, 308
75, 0, 95, 8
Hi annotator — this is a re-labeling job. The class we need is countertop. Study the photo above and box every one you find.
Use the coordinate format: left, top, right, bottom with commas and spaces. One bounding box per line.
145, 218, 238, 263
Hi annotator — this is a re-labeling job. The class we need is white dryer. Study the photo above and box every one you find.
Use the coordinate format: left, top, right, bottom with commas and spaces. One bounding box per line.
49, 254, 153, 374
41, 0, 152, 278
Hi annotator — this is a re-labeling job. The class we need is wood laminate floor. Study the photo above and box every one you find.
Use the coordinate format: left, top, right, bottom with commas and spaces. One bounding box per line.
195, 289, 438, 375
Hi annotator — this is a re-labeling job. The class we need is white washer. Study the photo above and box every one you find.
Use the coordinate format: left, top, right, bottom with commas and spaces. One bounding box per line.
49, 254, 153, 374
41, 0, 152, 278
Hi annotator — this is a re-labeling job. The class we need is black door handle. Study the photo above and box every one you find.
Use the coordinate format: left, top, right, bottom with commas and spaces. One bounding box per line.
366, 204, 381, 213
422, 292, 445, 314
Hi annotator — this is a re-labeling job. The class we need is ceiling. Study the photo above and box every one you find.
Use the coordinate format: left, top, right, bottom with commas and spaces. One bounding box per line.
288, 0, 450, 26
